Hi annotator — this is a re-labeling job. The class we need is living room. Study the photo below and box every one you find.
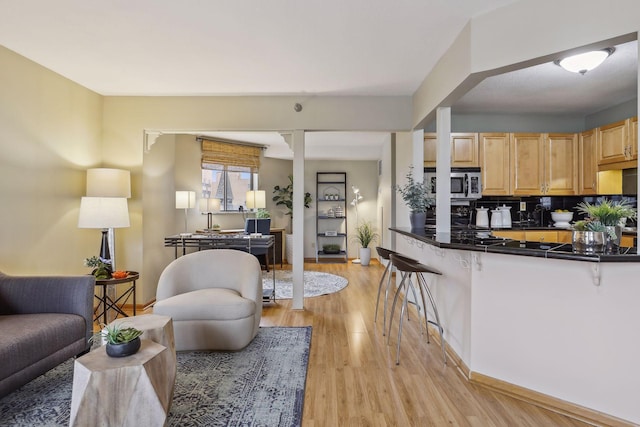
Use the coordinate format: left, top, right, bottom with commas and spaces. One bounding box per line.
1, 1, 640, 425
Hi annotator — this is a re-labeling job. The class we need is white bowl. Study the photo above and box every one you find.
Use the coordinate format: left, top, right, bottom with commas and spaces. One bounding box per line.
551, 211, 573, 223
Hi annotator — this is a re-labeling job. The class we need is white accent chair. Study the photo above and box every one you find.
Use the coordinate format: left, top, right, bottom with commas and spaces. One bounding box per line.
153, 249, 262, 351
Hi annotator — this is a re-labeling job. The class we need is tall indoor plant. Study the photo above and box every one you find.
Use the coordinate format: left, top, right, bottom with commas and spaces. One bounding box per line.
351, 221, 379, 266
272, 175, 312, 262
395, 165, 432, 229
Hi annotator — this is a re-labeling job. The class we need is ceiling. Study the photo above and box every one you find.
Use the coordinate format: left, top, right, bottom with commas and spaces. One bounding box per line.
0, 1, 637, 159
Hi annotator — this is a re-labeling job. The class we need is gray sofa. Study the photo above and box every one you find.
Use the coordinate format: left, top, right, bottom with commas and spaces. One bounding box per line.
0, 272, 94, 398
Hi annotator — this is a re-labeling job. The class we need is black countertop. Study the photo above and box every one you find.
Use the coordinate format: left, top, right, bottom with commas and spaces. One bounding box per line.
390, 227, 639, 263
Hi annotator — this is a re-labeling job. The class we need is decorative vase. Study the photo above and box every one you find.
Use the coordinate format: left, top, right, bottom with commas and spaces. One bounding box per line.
359, 247, 371, 266
409, 211, 426, 229
106, 337, 141, 358
604, 225, 622, 254
572, 231, 605, 254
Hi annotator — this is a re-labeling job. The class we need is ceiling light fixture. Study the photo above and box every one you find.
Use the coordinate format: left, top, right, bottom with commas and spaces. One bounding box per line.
554, 48, 615, 75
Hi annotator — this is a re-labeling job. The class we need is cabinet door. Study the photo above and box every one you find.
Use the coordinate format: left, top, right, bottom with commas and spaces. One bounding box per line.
424, 133, 479, 167
525, 231, 558, 243
510, 133, 544, 195
598, 119, 628, 165
451, 133, 479, 167
479, 133, 510, 196
630, 117, 638, 160
424, 133, 437, 167
492, 230, 525, 240
545, 133, 577, 195
579, 129, 598, 195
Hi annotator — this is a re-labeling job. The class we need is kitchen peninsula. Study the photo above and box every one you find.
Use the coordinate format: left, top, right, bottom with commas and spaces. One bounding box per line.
391, 226, 640, 426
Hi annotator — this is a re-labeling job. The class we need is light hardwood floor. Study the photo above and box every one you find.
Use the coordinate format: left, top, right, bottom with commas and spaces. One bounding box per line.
128, 261, 589, 426
262, 261, 589, 427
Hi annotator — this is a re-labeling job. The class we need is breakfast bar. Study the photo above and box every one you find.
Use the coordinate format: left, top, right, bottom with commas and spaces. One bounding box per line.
390, 226, 640, 425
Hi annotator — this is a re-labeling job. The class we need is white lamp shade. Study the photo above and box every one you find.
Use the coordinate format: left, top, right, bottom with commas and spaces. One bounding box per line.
78, 197, 130, 228
86, 168, 131, 198
246, 190, 266, 209
176, 191, 196, 209
199, 197, 221, 213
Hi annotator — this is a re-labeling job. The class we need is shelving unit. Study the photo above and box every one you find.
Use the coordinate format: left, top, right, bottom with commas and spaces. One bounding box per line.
316, 172, 348, 263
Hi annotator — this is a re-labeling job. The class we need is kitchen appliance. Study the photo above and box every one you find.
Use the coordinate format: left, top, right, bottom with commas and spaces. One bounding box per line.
424, 167, 482, 201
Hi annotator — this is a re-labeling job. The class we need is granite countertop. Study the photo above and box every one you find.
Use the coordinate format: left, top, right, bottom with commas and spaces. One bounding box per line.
390, 227, 639, 263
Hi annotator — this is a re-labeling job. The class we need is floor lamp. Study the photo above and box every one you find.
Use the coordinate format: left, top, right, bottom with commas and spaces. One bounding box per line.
246, 190, 266, 236
351, 185, 363, 264
176, 191, 196, 236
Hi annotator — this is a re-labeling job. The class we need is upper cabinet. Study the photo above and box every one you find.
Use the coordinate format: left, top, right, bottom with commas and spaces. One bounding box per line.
479, 133, 510, 196
510, 133, 577, 196
579, 129, 598, 195
597, 118, 637, 168
424, 133, 479, 167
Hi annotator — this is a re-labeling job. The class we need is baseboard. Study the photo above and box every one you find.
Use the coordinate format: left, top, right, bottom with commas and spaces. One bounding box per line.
424, 324, 633, 427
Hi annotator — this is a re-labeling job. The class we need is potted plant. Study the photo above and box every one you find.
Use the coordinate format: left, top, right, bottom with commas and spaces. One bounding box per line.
575, 198, 637, 253
91, 322, 144, 358
351, 221, 379, 266
84, 256, 112, 279
273, 175, 312, 262
571, 220, 607, 254
394, 165, 432, 229
256, 208, 270, 218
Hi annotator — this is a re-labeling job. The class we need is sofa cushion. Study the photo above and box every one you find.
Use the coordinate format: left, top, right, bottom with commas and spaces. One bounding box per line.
154, 288, 256, 322
0, 313, 86, 382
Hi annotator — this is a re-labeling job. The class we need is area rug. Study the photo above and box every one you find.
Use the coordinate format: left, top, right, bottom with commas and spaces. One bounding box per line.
0, 326, 312, 427
262, 270, 348, 299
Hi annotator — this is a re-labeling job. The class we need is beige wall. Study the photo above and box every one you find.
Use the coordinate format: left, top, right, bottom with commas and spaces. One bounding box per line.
0, 45, 103, 275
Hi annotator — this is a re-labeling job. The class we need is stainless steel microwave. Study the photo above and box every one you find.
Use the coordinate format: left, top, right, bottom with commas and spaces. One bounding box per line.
424, 167, 482, 201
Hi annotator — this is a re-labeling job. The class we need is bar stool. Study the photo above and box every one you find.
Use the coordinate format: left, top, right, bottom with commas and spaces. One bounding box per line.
387, 253, 445, 366
374, 247, 419, 336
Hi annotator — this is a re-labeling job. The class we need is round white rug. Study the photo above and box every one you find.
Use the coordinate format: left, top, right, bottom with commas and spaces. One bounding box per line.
262, 270, 348, 299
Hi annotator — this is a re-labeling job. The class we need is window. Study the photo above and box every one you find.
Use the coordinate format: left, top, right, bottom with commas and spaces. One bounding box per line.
200, 138, 261, 212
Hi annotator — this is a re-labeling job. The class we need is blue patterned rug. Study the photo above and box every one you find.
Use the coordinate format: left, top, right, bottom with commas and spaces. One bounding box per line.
0, 327, 311, 427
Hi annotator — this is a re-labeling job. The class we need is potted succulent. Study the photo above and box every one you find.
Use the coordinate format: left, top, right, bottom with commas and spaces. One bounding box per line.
351, 221, 379, 266
575, 198, 637, 253
571, 220, 607, 254
91, 322, 144, 358
84, 256, 112, 279
273, 175, 313, 262
394, 165, 432, 229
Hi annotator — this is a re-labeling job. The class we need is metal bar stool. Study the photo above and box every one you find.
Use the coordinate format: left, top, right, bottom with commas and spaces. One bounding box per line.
374, 247, 418, 336
387, 253, 445, 365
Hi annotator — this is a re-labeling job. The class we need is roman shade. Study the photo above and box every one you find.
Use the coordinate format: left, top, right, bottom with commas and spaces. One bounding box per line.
201, 139, 261, 171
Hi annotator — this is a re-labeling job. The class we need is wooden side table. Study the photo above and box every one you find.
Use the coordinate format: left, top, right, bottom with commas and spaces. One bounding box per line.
70, 339, 174, 427
94, 271, 139, 324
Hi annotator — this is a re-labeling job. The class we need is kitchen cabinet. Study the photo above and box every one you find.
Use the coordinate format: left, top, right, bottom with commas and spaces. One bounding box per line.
479, 133, 510, 196
424, 133, 479, 167
579, 129, 598, 195
492, 230, 524, 240
597, 118, 636, 167
510, 133, 577, 196
525, 231, 559, 243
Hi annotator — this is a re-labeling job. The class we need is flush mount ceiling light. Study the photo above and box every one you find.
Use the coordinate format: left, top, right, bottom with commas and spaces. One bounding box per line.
554, 48, 615, 75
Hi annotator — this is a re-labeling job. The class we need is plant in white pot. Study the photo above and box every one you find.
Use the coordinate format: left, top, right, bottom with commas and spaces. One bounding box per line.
394, 165, 432, 229
351, 221, 379, 266
272, 175, 312, 263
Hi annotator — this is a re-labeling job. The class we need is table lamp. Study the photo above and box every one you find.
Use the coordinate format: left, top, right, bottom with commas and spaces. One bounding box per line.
199, 197, 221, 230
176, 191, 196, 236
246, 190, 266, 236
78, 197, 130, 269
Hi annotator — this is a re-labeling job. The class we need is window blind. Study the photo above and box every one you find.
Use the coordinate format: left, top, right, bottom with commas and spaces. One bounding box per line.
201, 139, 261, 171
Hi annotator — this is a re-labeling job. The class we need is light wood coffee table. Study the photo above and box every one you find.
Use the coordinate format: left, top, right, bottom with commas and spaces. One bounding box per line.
70, 339, 174, 427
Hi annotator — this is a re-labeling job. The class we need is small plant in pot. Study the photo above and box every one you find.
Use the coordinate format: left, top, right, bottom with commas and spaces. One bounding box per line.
351, 221, 379, 266
394, 165, 432, 229
576, 198, 637, 252
91, 322, 143, 357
